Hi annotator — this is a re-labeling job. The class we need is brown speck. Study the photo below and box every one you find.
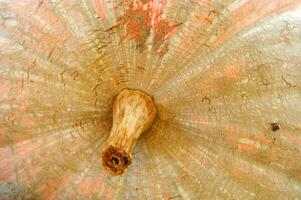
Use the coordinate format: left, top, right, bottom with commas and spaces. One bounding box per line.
270, 122, 280, 132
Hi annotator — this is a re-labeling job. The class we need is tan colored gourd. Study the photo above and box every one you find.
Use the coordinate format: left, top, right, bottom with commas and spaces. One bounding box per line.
1, 0, 301, 199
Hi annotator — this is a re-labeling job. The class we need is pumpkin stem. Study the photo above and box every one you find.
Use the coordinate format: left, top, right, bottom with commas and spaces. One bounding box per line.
102, 89, 157, 175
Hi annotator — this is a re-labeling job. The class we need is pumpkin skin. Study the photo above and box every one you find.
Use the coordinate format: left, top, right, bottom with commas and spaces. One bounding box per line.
0, 0, 301, 199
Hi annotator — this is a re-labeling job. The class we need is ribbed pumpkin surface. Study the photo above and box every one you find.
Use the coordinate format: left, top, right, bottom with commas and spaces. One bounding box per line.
0, 0, 301, 199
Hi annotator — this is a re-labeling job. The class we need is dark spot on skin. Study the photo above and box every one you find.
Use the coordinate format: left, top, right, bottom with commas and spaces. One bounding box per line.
270, 122, 280, 132
112, 156, 120, 166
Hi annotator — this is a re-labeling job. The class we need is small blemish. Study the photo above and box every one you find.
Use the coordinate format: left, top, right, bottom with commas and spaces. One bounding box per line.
111, 156, 120, 166
270, 122, 280, 132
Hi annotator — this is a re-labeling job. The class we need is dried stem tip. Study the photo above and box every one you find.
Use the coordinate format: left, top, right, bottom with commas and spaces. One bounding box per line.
102, 89, 157, 175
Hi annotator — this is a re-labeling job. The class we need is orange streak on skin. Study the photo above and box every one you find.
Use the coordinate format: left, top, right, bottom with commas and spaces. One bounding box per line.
173, 0, 224, 54
123, 7, 151, 43
223, 60, 245, 79
23, 117, 37, 127
205, 59, 245, 80
148, 180, 156, 199
195, 59, 245, 96
230, 159, 258, 182
2, 24, 58, 61
42, 178, 63, 200
287, 134, 301, 150
17, 159, 43, 183
0, 134, 60, 181
0, 134, 32, 148
0, 128, 6, 148
224, 135, 261, 154
42, 175, 76, 200
5, 0, 82, 62
151, 0, 167, 20
237, 143, 261, 154
174, 15, 216, 54
107, 0, 178, 55
265, 150, 278, 161
224, 127, 274, 154
152, 19, 180, 52
9, 0, 69, 33
0, 81, 7, 98
231, 167, 246, 180
253, 135, 273, 145
8, 0, 71, 46
92, 0, 109, 21
77, 179, 93, 196
158, 178, 169, 200
103, 187, 114, 200
231, 158, 295, 193
77, 176, 105, 197
215, 0, 301, 45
